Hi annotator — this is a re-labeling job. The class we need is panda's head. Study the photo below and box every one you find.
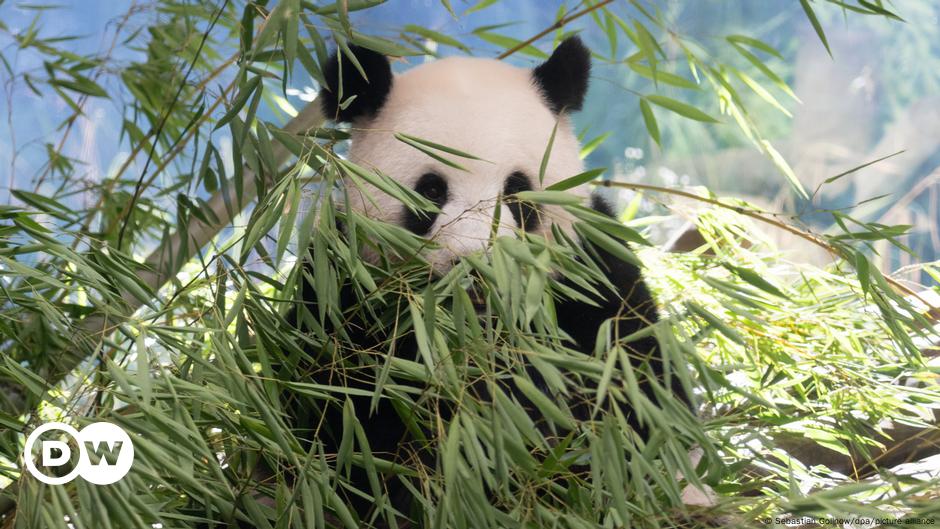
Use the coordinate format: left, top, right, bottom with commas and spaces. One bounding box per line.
321, 37, 592, 271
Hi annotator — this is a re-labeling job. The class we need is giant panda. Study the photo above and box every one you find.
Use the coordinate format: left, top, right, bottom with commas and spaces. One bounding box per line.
287, 36, 693, 527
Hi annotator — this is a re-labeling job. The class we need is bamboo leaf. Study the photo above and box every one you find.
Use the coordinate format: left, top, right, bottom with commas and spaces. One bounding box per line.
761, 139, 809, 200
474, 30, 548, 58
645, 94, 718, 123
404, 24, 469, 52
726, 35, 784, 59
546, 167, 606, 191
639, 98, 661, 146
394, 133, 473, 171
579, 132, 611, 159
538, 119, 558, 185
799, 0, 831, 56
513, 375, 575, 430
215, 75, 262, 131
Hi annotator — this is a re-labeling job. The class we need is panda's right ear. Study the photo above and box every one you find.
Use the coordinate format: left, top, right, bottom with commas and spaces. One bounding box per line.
320, 45, 393, 122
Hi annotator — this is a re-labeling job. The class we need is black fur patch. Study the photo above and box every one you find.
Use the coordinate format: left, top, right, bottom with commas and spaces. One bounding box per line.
532, 36, 591, 114
590, 193, 615, 217
503, 171, 540, 231
320, 45, 393, 122
553, 192, 686, 435
402, 172, 449, 235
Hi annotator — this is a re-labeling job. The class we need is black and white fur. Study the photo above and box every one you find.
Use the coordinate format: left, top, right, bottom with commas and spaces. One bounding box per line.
291, 37, 693, 524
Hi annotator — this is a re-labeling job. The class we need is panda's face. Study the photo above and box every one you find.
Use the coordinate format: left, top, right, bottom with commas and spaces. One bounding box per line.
322, 39, 592, 272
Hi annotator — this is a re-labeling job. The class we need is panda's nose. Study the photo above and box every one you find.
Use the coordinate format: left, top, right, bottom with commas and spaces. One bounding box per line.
428, 204, 516, 273
442, 210, 502, 256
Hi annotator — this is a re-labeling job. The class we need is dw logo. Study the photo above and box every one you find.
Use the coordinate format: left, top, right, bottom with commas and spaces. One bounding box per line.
23, 422, 135, 485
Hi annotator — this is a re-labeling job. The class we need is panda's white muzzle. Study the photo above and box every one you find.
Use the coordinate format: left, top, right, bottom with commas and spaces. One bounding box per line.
426, 202, 517, 273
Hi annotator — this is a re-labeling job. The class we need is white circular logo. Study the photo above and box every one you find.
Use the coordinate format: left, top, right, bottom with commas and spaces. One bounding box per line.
23, 421, 135, 485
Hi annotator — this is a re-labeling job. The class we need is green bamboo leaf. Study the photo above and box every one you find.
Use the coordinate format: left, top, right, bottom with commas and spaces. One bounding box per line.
276, 180, 301, 265
439, 0, 455, 17
823, 150, 904, 184
799, 0, 831, 56
297, 42, 327, 87
404, 24, 469, 52
566, 205, 651, 246
733, 68, 791, 117
352, 420, 383, 506
338, 398, 356, 473
340, 159, 436, 212
579, 132, 611, 159
337, 0, 352, 36
215, 75, 261, 131
50, 74, 108, 97
639, 98, 661, 146
730, 42, 799, 101
857, 0, 904, 21
254, 1, 287, 51
136, 327, 151, 406
724, 263, 787, 298
726, 35, 784, 59
514, 190, 582, 206
394, 133, 473, 171
443, 419, 461, 498
645, 94, 718, 123
831, 224, 912, 241
283, 0, 300, 69
686, 302, 745, 345
761, 139, 808, 200
513, 375, 575, 430
348, 33, 419, 57
474, 31, 548, 59
627, 62, 698, 90
395, 133, 485, 160
538, 119, 558, 185
632, 21, 661, 78
303, 0, 386, 15
464, 0, 498, 14
603, 11, 618, 59
546, 167, 606, 191
10, 190, 71, 218
409, 298, 435, 371
855, 250, 871, 294
575, 222, 641, 265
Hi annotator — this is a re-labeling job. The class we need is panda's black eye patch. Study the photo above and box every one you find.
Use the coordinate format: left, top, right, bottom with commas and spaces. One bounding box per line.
403, 173, 449, 235
503, 171, 540, 232
415, 173, 448, 203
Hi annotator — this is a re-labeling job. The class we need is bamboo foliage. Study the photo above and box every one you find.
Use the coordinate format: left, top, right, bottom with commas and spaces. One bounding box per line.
0, 1, 937, 528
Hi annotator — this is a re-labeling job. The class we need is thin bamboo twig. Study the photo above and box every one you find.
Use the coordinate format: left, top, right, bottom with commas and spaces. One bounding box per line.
74, 51, 240, 238
496, 0, 615, 60
117, 0, 232, 249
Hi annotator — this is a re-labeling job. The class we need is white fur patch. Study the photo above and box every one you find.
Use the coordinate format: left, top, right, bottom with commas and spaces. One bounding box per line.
678, 446, 718, 507
343, 56, 589, 270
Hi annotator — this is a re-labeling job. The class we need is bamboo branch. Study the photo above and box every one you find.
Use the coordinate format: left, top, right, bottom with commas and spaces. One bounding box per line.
496, 0, 615, 60
595, 180, 940, 315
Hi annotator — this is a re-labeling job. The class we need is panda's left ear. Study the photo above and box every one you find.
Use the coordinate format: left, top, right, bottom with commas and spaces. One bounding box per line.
532, 36, 591, 114
320, 45, 393, 122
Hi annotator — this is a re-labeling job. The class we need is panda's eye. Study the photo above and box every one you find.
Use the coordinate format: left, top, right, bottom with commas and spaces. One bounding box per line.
402, 173, 448, 236
503, 171, 540, 232
415, 173, 448, 204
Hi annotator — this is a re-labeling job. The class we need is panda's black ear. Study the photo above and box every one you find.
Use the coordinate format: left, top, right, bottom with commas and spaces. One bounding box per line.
320, 45, 393, 122
532, 36, 591, 114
